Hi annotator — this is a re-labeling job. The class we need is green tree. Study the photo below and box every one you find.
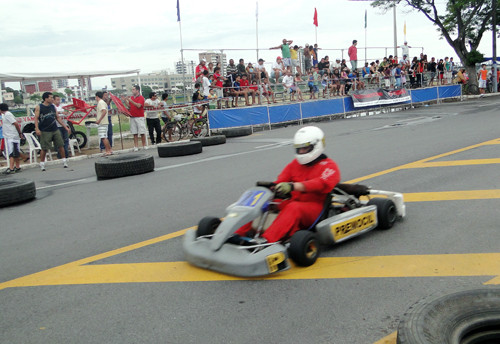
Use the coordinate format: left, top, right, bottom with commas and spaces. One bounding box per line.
141, 85, 153, 98
30, 94, 42, 102
64, 88, 74, 98
14, 96, 23, 105
52, 91, 65, 99
371, 0, 500, 85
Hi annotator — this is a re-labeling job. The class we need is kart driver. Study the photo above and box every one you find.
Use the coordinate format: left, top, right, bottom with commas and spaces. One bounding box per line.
234, 126, 341, 244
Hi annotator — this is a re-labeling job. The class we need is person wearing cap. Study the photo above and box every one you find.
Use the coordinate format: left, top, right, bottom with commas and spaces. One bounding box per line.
195, 59, 208, 82
270, 38, 293, 72
332, 58, 342, 71
348, 40, 358, 71
271, 56, 285, 83
255, 58, 269, 82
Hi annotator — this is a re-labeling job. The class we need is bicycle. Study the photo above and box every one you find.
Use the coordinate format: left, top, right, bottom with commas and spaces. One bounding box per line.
162, 108, 209, 142
462, 82, 479, 95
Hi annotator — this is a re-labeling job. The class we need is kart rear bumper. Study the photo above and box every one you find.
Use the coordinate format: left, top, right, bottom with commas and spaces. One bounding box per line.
183, 229, 291, 277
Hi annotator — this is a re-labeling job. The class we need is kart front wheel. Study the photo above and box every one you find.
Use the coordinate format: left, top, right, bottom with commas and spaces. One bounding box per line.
288, 230, 320, 267
368, 198, 397, 230
196, 216, 221, 237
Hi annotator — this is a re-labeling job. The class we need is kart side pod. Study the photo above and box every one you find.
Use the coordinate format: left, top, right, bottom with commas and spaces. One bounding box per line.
183, 229, 291, 277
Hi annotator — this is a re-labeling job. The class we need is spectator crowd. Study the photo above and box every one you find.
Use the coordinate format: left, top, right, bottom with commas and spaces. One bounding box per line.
188, 38, 484, 109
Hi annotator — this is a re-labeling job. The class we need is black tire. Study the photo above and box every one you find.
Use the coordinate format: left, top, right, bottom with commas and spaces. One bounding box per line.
95, 153, 154, 180
397, 287, 500, 344
0, 178, 36, 207
191, 119, 209, 138
196, 216, 221, 237
220, 127, 252, 138
191, 135, 226, 146
157, 141, 202, 157
288, 230, 320, 267
368, 198, 397, 230
70, 131, 87, 149
162, 123, 183, 142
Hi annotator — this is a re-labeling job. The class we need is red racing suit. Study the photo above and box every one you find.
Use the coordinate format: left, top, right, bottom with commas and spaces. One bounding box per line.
237, 155, 341, 242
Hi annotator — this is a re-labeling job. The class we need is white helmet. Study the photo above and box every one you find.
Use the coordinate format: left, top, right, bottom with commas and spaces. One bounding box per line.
293, 126, 325, 165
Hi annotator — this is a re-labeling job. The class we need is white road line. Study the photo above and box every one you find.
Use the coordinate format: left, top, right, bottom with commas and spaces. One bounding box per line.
36, 178, 92, 190
155, 144, 288, 171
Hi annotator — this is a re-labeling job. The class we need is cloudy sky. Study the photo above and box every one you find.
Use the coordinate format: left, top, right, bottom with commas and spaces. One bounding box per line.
1, 0, 496, 89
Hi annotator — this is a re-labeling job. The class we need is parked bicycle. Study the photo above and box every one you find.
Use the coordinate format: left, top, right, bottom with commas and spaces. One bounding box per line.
162, 108, 209, 142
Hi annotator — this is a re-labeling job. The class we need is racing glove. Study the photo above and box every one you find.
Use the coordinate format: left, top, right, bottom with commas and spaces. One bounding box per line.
275, 182, 294, 198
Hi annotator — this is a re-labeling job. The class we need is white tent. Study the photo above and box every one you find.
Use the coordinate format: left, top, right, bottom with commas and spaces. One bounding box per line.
0, 69, 140, 102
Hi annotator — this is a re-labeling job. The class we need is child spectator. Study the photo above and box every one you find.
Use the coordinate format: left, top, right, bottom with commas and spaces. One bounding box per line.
308, 71, 319, 99
261, 78, 277, 104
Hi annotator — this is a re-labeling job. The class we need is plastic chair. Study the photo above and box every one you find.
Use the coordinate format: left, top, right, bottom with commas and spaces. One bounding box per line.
24, 132, 52, 163
68, 138, 80, 156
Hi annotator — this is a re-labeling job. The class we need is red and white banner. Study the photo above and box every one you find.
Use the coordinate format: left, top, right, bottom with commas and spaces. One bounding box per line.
351, 88, 411, 108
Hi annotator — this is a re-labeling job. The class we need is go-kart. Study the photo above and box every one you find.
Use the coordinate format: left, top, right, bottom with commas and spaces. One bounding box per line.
183, 182, 406, 277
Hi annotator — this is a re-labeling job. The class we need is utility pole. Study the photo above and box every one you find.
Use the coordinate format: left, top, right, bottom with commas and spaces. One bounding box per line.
493, 0, 497, 93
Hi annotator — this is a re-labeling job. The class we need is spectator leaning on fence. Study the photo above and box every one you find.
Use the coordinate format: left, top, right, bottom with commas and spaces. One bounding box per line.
270, 38, 293, 72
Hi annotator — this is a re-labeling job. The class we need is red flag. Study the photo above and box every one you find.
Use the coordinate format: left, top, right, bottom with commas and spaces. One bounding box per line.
313, 8, 318, 27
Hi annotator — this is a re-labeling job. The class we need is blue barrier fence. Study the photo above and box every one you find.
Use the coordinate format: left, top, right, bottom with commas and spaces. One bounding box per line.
208, 85, 461, 129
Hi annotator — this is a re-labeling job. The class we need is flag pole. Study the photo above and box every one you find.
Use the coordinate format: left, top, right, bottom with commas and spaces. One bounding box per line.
177, 0, 186, 102
256, 1, 259, 61
364, 9, 367, 63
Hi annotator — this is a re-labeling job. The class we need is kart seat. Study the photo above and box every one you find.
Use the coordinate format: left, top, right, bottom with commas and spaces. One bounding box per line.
334, 183, 370, 198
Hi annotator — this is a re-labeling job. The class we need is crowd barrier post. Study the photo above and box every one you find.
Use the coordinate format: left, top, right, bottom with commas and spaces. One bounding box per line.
299, 102, 304, 125
266, 104, 271, 130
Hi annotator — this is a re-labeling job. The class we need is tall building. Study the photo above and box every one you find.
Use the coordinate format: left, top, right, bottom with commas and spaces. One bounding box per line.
198, 51, 227, 68
22, 80, 54, 94
175, 60, 196, 77
54, 79, 69, 89
110, 71, 189, 91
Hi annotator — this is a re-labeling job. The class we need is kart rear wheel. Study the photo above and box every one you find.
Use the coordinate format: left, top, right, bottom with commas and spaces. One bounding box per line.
288, 230, 320, 267
196, 216, 221, 237
368, 198, 397, 230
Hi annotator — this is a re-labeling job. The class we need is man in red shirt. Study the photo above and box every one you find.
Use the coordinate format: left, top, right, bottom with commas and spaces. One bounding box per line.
212, 67, 226, 109
123, 85, 147, 151
234, 126, 341, 243
195, 59, 208, 82
348, 40, 358, 71
239, 74, 256, 105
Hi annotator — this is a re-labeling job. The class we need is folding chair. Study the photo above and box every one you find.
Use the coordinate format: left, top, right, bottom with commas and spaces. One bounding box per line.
68, 138, 80, 156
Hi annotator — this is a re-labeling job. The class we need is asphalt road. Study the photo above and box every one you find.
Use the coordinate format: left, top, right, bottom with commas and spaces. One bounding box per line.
1, 96, 499, 344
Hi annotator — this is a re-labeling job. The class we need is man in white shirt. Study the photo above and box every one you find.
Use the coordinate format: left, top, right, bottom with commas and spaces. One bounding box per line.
95, 92, 113, 155
255, 58, 269, 81
0, 103, 23, 174
54, 95, 69, 158
271, 57, 285, 83
144, 92, 162, 145
202, 70, 211, 99
282, 71, 297, 101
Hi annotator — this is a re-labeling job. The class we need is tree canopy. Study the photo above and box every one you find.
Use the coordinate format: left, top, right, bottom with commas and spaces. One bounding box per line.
372, 0, 499, 82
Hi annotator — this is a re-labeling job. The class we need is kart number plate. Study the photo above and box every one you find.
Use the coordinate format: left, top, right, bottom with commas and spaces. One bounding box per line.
266, 252, 286, 273
331, 210, 376, 241
235, 190, 265, 208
